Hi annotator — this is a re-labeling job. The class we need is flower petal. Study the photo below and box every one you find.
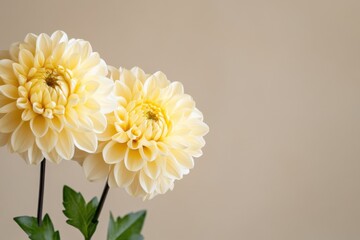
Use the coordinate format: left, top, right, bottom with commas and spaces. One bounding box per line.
36, 33, 52, 59
126, 173, 146, 197
19, 49, 34, 69
55, 129, 74, 160
51, 31, 68, 46
0, 85, 18, 99
89, 112, 107, 133
71, 130, 97, 153
28, 144, 43, 165
36, 128, 57, 152
30, 115, 49, 137
11, 121, 34, 153
156, 176, 174, 194
0, 101, 17, 113
171, 149, 194, 169
139, 143, 158, 162
43, 149, 62, 164
0, 132, 10, 146
0, 111, 22, 133
124, 148, 145, 172
153, 71, 170, 87
114, 161, 136, 187
164, 157, 183, 180
0, 59, 17, 85
115, 80, 132, 102
103, 141, 127, 164
139, 170, 156, 193
98, 122, 117, 141
143, 160, 161, 180
83, 153, 109, 181
108, 166, 117, 188
49, 115, 64, 132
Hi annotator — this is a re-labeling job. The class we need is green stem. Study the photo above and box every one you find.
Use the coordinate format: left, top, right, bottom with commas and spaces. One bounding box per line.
92, 181, 110, 224
37, 159, 46, 225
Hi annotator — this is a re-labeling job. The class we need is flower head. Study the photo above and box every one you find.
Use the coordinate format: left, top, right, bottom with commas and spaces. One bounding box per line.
0, 31, 115, 164
79, 67, 208, 199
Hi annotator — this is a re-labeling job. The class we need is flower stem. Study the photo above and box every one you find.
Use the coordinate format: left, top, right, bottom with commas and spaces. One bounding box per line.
37, 158, 46, 226
92, 181, 110, 224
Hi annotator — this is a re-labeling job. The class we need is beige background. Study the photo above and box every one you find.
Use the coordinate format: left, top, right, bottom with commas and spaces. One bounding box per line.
1, 0, 360, 239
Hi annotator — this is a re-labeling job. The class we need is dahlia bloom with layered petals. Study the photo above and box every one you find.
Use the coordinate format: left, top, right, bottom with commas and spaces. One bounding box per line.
0, 31, 115, 164
79, 67, 209, 199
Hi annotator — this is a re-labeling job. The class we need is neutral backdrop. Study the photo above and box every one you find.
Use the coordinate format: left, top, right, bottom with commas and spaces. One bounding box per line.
1, 0, 360, 239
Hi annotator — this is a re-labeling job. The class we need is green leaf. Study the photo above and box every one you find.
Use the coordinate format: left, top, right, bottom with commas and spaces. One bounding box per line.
128, 234, 144, 240
107, 210, 146, 240
14, 214, 60, 240
62, 185, 99, 240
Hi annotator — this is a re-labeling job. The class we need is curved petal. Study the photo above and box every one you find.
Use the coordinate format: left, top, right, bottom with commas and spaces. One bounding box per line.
155, 175, 174, 194
164, 157, 183, 180
130, 67, 147, 83
71, 130, 97, 153
83, 153, 109, 181
171, 149, 194, 169
126, 173, 146, 197
124, 148, 145, 172
153, 71, 170, 88
36, 128, 57, 152
89, 112, 107, 133
28, 144, 43, 165
107, 166, 117, 188
0, 59, 17, 85
0, 101, 17, 113
0, 132, 10, 146
11, 121, 34, 153
98, 122, 117, 141
114, 161, 135, 187
115, 80, 132, 101
0, 111, 21, 133
139, 170, 156, 193
30, 115, 49, 137
0, 85, 18, 99
103, 141, 127, 164
51, 31, 68, 46
36, 33, 52, 59
49, 115, 64, 132
55, 129, 74, 160
43, 149, 62, 164
139, 143, 158, 162
19, 49, 34, 69
143, 160, 161, 180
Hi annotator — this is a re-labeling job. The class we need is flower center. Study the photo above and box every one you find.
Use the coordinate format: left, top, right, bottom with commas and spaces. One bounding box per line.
142, 103, 162, 122
127, 102, 170, 141
44, 70, 61, 89
30, 67, 71, 93
16, 66, 72, 119
146, 110, 159, 121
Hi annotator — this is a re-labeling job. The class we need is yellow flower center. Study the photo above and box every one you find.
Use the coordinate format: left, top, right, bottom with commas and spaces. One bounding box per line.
145, 110, 159, 121
127, 101, 171, 141
32, 67, 71, 93
44, 70, 61, 88
17, 66, 72, 119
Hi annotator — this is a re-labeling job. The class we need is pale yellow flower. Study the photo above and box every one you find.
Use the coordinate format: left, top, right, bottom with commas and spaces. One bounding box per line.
79, 67, 209, 199
0, 31, 115, 164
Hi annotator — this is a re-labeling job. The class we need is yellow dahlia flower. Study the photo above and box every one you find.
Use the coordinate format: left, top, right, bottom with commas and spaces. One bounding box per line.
0, 31, 115, 164
79, 67, 208, 199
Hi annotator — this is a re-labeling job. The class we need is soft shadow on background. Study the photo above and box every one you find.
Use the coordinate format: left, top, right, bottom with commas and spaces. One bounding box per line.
1, 0, 360, 239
